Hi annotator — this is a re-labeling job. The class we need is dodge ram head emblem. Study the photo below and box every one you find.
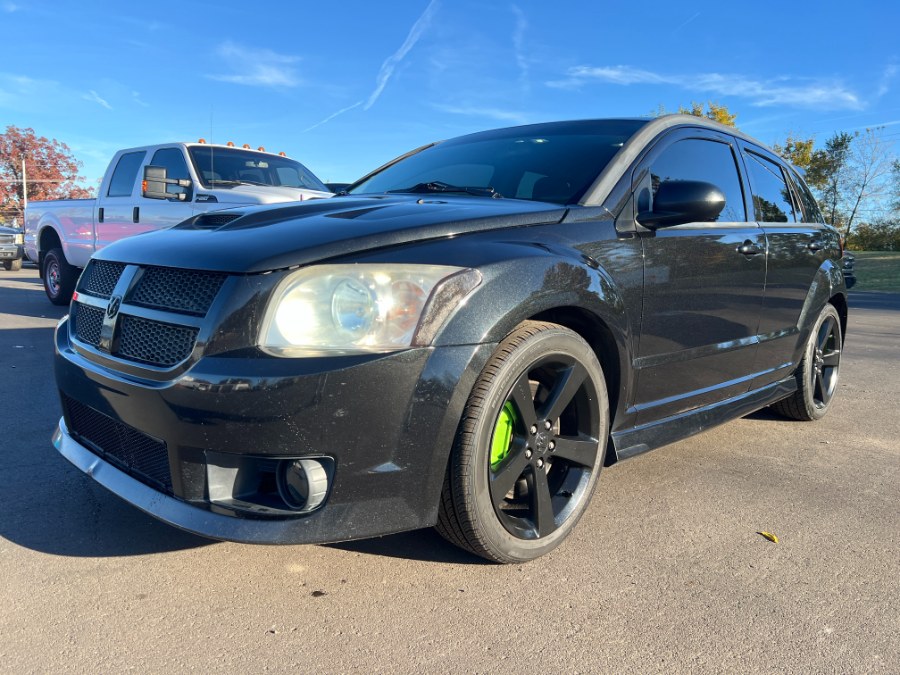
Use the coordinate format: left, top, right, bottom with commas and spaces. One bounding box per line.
106, 295, 122, 319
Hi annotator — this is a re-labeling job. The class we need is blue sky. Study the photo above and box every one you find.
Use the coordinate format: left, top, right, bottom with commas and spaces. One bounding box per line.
1, 0, 898, 186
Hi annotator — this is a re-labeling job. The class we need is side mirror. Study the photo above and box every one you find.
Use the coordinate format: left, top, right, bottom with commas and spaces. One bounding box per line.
142, 165, 193, 201
637, 180, 726, 228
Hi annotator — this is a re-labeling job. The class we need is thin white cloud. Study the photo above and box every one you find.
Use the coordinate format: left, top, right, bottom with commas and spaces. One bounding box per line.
3, 2, 19, 12
132, 91, 149, 107
364, 0, 439, 110
304, 100, 364, 133
83, 90, 112, 110
511, 4, 529, 93
548, 64, 863, 110
876, 63, 898, 98
208, 41, 301, 88
432, 103, 527, 124
671, 10, 701, 34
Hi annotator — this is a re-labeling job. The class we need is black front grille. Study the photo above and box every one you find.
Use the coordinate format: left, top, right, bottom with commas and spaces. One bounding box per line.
62, 394, 172, 493
79, 260, 126, 298
131, 267, 226, 315
118, 315, 199, 366
73, 303, 103, 346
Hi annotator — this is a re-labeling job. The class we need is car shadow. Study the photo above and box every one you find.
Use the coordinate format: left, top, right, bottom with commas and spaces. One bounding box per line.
328, 528, 491, 565
849, 291, 900, 312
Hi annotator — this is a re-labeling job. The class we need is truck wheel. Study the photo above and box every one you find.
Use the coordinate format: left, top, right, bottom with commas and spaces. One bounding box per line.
43, 247, 78, 305
771, 303, 842, 421
436, 321, 609, 563
4, 259, 22, 271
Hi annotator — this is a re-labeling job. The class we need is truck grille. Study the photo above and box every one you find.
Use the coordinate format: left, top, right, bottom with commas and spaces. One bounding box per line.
73, 303, 104, 347
0, 233, 15, 244
117, 315, 199, 366
79, 261, 126, 299
131, 267, 226, 316
62, 394, 173, 493
72, 261, 228, 368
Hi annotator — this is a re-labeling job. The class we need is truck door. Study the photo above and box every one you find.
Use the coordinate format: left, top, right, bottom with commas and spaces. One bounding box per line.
631, 130, 767, 425
138, 147, 195, 230
95, 150, 146, 251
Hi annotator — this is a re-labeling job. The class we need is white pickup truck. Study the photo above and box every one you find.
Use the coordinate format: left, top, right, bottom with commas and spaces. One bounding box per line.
25, 142, 332, 304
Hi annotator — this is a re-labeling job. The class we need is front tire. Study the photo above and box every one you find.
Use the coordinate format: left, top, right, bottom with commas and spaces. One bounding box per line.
3, 259, 22, 271
437, 321, 609, 563
43, 247, 77, 305
772, 303, 842, 421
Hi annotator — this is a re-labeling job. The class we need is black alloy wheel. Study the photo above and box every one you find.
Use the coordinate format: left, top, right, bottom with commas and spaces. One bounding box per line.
437, 321, 609, 563
772, 303, 842, 421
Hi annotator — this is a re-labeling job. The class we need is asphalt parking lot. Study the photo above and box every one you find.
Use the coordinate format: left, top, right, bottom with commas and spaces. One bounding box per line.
1, 264, 897, 673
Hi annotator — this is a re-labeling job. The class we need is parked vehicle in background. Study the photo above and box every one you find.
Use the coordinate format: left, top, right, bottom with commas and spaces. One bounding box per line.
25, 142, 332, 304
842, 252, 856, 289
0, 224, 24, 271
52, 116, 847, 564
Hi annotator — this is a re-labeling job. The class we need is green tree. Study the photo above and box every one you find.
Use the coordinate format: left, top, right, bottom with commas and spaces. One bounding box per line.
678, 101, 737, 127
0, 125, 93, 225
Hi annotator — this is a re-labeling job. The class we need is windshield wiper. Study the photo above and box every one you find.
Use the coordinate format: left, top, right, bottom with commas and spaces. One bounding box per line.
386, 181, 503, 198
206, 179, 270, 187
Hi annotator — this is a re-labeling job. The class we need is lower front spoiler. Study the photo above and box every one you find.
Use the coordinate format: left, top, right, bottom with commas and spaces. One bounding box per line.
53, 417, 410, 546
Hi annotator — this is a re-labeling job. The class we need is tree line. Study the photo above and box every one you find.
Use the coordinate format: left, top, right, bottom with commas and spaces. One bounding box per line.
2, 114, 899, 250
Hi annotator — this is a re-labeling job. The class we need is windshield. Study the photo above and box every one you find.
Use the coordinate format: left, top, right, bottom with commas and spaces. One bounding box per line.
349, 119, 647, 204
188, 146, 328, 192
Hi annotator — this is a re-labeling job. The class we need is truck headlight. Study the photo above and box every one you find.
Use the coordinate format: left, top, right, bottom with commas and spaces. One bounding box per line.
14, 233, 24, 245
260, 264, 481, 356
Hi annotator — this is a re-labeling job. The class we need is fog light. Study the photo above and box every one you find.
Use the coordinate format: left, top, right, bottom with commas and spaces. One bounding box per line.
278, 458, 329, 511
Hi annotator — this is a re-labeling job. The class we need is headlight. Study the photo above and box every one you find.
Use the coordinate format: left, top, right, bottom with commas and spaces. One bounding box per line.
14, 233, 24, 245
260, 264, 481, 356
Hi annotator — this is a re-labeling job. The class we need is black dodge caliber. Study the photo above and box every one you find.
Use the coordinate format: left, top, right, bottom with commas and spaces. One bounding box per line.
53, 116, 847, 563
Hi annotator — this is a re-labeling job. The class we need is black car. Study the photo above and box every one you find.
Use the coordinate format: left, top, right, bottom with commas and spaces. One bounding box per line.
842, 252, 856, 289
0, 224, 24, 271
53, 116, 847, 563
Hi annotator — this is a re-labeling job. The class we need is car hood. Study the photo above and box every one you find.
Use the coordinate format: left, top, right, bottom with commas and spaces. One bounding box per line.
95, 195, 568, 273
204, 184, 333, 204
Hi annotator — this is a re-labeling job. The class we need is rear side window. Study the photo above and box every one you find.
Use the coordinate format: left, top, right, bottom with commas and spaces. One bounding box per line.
745, 152, 797, 223
789, 170, 825, 224
107, 151, 146, 198
150, 148, 191, 197
649, 138, 746, 222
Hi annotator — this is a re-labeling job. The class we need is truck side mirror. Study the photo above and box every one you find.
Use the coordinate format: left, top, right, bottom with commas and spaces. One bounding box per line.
142, 165, 193, 201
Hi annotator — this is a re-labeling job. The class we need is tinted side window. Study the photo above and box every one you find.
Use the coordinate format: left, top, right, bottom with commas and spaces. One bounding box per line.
789, 169, 825, 224
745, 153, 796, 223
107, 151, 146, 197
649, 139, 746, 222
150, 148, 191, 197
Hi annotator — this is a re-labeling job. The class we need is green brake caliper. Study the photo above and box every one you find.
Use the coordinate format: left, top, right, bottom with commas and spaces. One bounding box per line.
490, 401, 518, 471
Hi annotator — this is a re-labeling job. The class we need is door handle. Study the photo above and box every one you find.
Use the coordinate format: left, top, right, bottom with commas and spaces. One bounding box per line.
808, 239, 825, 252
98, 207, 104, 223
133, 207, 140, 224
737, 240, 762, 256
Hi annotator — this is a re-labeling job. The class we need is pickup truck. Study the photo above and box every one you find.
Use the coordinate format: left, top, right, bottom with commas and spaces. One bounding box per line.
25, 142, 332, 304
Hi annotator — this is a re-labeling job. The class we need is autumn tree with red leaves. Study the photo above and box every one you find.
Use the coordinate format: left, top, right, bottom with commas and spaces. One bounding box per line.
0, 125, 94, 225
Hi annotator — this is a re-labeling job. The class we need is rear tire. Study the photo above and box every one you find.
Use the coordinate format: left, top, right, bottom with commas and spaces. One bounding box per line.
437, 321, 609, 563
771, 303, 842, 421
43, 247, 77, 305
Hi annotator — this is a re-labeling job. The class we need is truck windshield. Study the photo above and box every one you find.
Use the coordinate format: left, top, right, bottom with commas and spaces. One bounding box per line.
348, 119, 648, 205
188, 146, 328, 192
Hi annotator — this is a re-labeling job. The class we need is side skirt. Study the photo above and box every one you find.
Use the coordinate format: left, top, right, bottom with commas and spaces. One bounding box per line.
609, 376, 797, 461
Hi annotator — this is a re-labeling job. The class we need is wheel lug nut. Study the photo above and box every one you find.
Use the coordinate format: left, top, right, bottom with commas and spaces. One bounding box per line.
536, 459, 544, 468
544, 420, 552, 430
525, 449, 532, 459
549, 441, 556, 451
530, 425, 537, 435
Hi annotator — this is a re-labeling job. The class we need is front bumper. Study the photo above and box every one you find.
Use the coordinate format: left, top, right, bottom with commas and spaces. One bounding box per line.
54, 321, 492, 544
0, 244, 23, 260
